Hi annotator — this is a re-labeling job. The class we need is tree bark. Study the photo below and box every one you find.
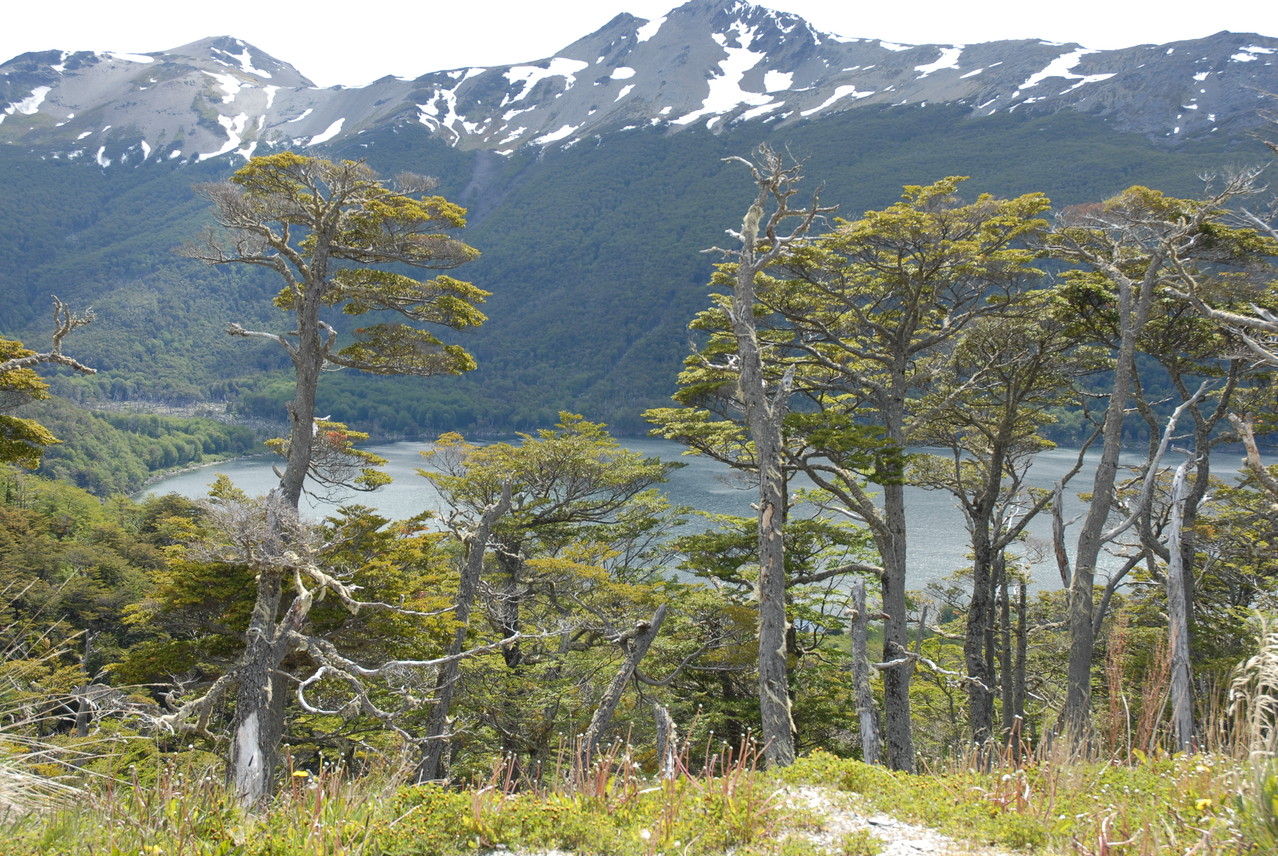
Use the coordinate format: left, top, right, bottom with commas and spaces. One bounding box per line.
966, 525, 997, 746
1165, 458, 1195, 752
998, 555, 1015, 735
879, 374, 916, 772
417, 485, 511, 783
578, 604, 668, 766
1063, 267, 1153, 742
1013, 581, 1028, 762
230, 566, 287, 807
732, 243, 796, 768
654, 704, 678, 779
849, 578, 882, 765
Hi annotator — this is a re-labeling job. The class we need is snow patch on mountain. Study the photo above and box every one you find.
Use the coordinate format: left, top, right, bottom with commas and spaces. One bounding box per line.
1019, 48, 1113, 91
104, 51, 153, 64
802, 84, 873, 116
504, 57, 590, 105
308, 118, 345, 146
533, 123, 579, 145
673, 22, 771, 126
636, 16, 667, 43
197, 113, 249, 161
764, 70, 792, 91
915, 47, 962, 77
6, 85, 51, 116
205, 72, 247, 102
212, 41, 273, 78
1232, 45, 1276, 62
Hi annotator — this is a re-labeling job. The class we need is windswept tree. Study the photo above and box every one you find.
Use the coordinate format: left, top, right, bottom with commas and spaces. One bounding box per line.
417, 414, 680, 781
178, 152, 488, 805
0, 298, 95, 467
185, 152, 487, 508
652, 146, 830, 768
770, 178, 1052, 770
1046, 178, 1273, 743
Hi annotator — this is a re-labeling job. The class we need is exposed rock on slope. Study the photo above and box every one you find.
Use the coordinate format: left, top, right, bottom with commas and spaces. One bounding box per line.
1, 0, 1274, 164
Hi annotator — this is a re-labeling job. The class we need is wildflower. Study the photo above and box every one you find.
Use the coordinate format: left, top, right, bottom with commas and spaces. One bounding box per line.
1195, 797, 1213, 811
292, 770, 310, 778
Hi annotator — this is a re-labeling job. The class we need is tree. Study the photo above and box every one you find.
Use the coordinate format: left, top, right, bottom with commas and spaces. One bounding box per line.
179, 152, 487, 805
0, 298, 95, 468
770, 178, 1051, 770
651, 146, 830, 768
910, 306, 1087, 746
1045, 178, 1271, 742
418, 414, 680, 781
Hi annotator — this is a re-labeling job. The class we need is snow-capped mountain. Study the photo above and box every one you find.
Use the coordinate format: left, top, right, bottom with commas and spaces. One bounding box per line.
1, 0, 1275, 166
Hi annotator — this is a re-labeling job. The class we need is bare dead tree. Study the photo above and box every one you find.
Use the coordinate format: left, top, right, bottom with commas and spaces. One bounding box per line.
0, 298, 96, 379
706, 144, 832, 768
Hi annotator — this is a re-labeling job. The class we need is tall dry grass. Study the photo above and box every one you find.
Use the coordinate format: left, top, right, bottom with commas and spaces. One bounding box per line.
0, 582, 85, 819
1230, 617, 1278, 852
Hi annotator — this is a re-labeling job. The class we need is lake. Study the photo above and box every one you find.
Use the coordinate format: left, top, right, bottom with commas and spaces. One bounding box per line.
142, 439, 1182, 592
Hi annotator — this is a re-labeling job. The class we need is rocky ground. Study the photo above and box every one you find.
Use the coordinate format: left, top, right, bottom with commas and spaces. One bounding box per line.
780, 785, 1019, 855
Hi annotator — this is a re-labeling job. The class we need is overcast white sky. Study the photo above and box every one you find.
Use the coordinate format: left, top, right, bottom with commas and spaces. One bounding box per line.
5, 0, 1275, 87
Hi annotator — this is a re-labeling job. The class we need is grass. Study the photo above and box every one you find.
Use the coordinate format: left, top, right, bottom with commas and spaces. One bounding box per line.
0, 733, 1252, 855
782, 748, 1241, 854
4, 618, 1278, 854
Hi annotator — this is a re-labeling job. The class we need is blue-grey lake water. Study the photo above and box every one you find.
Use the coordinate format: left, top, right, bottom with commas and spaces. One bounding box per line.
142, 439, 1211, 592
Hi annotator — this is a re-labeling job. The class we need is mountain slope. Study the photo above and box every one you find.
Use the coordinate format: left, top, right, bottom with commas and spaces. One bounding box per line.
1, 0, 1274, 164
0, 1, 1274, 437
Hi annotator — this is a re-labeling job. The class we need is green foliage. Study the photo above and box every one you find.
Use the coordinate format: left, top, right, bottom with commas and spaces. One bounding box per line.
1238, 757, 1278, 854
834, 829, 884, 856
0, 466, 173, 676
3, 104, 1263, 436
210, 152, 488, 382
30, 400, 260, 495
0, 337, 59, 469
421, 414, 686, 774
265, 418, 390, 493
116, 492, 459, 761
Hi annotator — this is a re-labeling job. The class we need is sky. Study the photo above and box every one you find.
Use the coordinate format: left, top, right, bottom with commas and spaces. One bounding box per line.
4, 0, 1275, 88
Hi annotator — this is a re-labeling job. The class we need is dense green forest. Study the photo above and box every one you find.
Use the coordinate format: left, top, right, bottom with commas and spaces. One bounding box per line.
31, 401, 260, 495
1, 105, 1269, 439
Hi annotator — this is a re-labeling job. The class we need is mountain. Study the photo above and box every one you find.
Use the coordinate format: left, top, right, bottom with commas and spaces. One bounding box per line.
2, 0, 1274, 162
0, 0, 1275, 441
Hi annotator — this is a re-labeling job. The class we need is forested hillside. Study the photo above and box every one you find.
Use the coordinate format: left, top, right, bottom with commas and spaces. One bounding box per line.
1, 107, 1268, 439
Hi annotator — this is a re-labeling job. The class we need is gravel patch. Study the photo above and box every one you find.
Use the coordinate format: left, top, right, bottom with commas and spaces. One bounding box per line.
780, 785, 1021, 856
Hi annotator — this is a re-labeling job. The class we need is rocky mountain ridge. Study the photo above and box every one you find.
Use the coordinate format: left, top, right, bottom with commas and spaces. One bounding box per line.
1, 0, 1275, 165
